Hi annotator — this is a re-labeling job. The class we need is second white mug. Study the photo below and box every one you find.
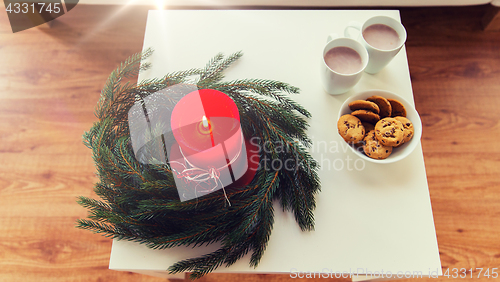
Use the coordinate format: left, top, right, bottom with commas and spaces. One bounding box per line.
345, 16, 407, 74
320, 34, 369, 95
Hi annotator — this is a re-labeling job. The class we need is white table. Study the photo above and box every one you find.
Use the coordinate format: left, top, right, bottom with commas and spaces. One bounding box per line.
109, 10, 442, 280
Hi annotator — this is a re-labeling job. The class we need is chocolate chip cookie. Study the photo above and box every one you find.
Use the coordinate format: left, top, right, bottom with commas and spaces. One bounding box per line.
375, 117, 405, 147
363, 130, 393, 159
361, 122, 375, 134
366, 95, 392, 118
351, 110, 380, 124
348, 100, 380, 114
387, 98, 407, 117
337, 114, 365, 143
394, 116, 414, 145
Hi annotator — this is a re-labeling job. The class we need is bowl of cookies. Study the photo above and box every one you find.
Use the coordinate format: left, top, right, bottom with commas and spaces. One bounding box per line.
337, 89, 422, 163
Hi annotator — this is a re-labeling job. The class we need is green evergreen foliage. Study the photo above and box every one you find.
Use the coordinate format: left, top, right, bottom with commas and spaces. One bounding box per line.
77, 49, 320, 279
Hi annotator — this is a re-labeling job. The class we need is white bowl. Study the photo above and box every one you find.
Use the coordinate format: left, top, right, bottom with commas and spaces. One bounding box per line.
337, 89, 422, 164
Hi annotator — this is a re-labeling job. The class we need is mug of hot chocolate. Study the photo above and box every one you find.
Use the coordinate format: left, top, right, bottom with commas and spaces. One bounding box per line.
320, 33, 369, 95
345, 16, 407, 74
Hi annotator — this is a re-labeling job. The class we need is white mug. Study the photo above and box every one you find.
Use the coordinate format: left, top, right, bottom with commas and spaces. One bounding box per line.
345, 16, 407, 74
320, 34, 369, 95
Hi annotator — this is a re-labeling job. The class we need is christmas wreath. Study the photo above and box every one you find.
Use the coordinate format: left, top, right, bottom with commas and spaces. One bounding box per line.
77, 49, 320, 279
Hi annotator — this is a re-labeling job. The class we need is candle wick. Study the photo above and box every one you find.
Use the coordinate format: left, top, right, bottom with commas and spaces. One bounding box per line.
202, 116, 209, 128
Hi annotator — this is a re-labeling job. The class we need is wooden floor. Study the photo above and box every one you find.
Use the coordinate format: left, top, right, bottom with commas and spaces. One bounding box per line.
1, 4, 499, 282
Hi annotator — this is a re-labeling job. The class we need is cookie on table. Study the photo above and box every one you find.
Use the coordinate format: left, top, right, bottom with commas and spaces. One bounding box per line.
366, 95, 392, 118
337, 114, 365, 143
394, 116, 414, 145
387, 98, 407, 117
374, 117, 405, 147
363, 130, 393, 159
351, 110, 380, 124
348, 100, 380, 114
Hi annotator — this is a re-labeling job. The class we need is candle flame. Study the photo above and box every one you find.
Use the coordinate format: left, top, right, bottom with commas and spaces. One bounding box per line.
202, 116, 209, 128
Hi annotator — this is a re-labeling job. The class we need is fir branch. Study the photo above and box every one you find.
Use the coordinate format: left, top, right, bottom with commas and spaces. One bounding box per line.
199, 51, 243, 84
77, 196, 112, 214
249, 206, 274, 267
78, 51, 321, 279
76, 219, 129, 239
212, 79, 310, 118
96, 48, 153, 120
168, 246, 232, 277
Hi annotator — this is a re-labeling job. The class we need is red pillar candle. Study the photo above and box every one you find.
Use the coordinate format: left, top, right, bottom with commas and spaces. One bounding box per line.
170, 89, 248, 186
